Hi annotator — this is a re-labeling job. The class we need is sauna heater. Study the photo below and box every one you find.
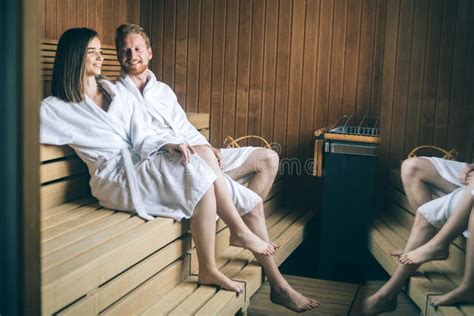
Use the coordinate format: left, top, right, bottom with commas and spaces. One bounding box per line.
316, 115, 380, 282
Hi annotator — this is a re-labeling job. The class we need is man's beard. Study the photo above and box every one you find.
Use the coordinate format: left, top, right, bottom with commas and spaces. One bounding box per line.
124, 62, 148, 76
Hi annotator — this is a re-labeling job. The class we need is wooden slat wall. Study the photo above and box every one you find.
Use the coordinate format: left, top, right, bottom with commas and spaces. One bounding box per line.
42, 0, 141, 45
39, 0, 473, 184
140, 0, 386, 163
380, 0, 474, 171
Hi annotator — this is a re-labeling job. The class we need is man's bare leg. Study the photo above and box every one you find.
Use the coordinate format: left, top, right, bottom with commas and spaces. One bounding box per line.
362, 158, 458, 314
400, 188, 472, 265
225, 148, 279, 200
242, 204, 320, 312
432, 199, 474, 306
194, 145, 318, 312
191, 185, 243, 292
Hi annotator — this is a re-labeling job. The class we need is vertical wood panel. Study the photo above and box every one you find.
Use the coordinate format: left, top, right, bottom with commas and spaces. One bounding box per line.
247, 0, 265, 147
403, 0, 429, 156
235, 0, 253, 143
150, 0, 164, 81
356, 0, 375, 118
260, 0, 278, 146
298, 0, 320, 159
175, 0, 188, 107
274, 0, 292, 156
328, 0, 347, 125
388, 0, 414, 167
314, 0, 334, 129
222, 0, 240, 142
433, 0, 457, 149
210, 0, 226, 145
369, 0, 386, 119
163, 0, 176, 88
186, 0, 201, 112
379, 0, 400, 172
45, 0, 57, 39
198, 0, 214, 115
446, 0, 470, 152
342, 0, 362, 117
286, 0, 305, 158
419, 0, 444, 150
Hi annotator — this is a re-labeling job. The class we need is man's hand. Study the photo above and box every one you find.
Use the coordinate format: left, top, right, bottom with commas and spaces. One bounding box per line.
163, 143, 196, 165
210, 146, 225, 169
459, 163, 474, 185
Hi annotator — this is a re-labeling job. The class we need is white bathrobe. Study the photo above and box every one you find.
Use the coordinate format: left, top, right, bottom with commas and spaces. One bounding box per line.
116, 70, 263, 216
40, 81, 216, 221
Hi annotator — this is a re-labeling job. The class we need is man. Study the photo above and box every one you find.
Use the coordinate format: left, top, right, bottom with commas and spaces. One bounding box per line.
114, 23, 319, 312
362, 157, 474, 314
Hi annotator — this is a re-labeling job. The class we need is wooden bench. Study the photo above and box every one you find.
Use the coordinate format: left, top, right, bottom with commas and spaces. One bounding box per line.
40, 39, 314, 315
368, 169, 474, 316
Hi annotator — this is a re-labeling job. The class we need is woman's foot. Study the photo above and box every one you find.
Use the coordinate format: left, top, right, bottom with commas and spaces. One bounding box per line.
230, 230, 275, 256
270, 284, 320, 312
399, 242, 449, 265
431, 285, 474, 307
390, 249, 403, 257
198, 268, 243, 293
361, 292, 397, 315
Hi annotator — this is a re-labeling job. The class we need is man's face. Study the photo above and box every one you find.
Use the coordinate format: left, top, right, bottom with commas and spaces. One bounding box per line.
118, 33, 152, 76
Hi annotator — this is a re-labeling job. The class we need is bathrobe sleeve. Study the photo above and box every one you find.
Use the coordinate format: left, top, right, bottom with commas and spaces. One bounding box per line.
40, 97, 73, 145
170, 96, 210, 146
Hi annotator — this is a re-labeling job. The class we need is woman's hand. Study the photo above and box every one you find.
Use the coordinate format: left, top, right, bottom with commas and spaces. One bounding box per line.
163, 143, 196, 165
459, 164, 474, 185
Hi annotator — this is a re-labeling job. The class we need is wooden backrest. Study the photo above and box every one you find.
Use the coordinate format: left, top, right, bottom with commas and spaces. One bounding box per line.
41, 39, 122, 97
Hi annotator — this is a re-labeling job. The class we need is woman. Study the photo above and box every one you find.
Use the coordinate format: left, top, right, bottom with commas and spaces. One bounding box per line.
41, 27, 275, 292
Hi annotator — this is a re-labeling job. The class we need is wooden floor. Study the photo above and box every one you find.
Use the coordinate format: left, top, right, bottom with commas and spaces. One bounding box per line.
248, 275, 419, 315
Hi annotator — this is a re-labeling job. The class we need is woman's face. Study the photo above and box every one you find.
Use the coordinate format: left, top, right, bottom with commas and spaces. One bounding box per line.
85, 37, 103, 77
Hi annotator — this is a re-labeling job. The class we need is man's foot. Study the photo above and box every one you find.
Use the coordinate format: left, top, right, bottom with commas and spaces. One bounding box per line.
399, 242, 449, 265
198, 269, 243, 293
361, 293, 397, 315
270, 285, 320, 312
431, 285, 474, 306
230, 231, 275, 256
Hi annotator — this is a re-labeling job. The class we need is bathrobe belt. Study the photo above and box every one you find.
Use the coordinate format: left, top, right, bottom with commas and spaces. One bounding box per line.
121, 148, 155, 221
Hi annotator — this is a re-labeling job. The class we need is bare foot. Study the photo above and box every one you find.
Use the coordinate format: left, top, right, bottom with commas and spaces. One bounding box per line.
398, 242, 449, 265
270, 285, 320, 312
431, 285, 474, 307
390, 249, 403, 257
361, 293, 397, 315
230, 231, 275, 256
198, 268, 243, 293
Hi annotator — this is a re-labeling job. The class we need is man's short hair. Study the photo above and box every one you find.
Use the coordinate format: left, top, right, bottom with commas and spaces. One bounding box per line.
115, 23, 151, 52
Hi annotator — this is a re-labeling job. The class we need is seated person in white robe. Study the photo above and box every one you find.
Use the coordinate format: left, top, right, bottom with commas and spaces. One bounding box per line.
40, 27, 277, 294
111, 23, 320, 313
362, 157, 474, 314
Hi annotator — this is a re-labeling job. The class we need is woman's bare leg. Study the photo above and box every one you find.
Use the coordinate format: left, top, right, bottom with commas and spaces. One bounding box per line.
362, 158, 455, 314
432, 197, 474, 306
191, 185, 243, 292
400, 188, 472, 265
195, 145, 318, 312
